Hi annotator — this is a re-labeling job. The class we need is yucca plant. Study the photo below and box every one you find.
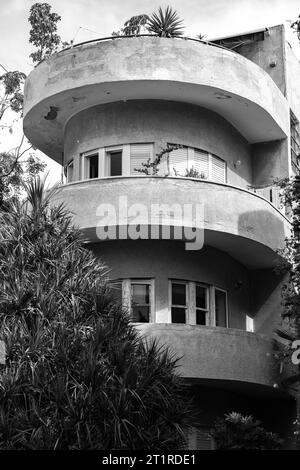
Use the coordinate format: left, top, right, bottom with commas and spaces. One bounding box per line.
0, 176, 198, 449
148, 6, 184, 38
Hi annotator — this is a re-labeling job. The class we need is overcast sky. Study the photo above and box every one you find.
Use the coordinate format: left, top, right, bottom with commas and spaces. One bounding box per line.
1, 0, 300, 183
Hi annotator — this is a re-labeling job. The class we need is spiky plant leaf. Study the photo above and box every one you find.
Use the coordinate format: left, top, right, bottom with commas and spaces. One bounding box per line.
148, 6, 184, 38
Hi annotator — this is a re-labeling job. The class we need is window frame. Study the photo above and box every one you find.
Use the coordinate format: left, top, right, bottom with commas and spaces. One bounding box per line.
122, 278, 155, 323
195, 283, 210, 326
105, 145, 124, 177
214, 287, 229, 328
169, 280, 189, 324
169, 279, 228, 327
66, 159, 74, 183
81, 149, 100, 180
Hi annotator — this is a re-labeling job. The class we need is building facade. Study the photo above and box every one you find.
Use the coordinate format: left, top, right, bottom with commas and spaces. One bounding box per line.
23, 25, 300, 449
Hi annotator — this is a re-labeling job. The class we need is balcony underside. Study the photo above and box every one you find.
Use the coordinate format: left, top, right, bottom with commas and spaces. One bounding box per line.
23, 37, 289, 163
52, 176, 290, 269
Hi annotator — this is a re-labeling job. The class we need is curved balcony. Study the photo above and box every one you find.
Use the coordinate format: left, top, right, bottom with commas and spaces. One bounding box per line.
136, 323, 278, 394
23, 36, 289, 163
53, 176, 290, 269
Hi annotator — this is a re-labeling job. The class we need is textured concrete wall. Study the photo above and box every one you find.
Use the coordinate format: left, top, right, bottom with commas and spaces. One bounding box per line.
229, 25, 286, 95
285, 42, 300, 122
23, 36, 289, 161
53, 176, 289, 268
64, 100, 252, 188
252, 139, 289, 186
91, 240, 250, 329
135, 323, 275, 387
250, 269, 287, 336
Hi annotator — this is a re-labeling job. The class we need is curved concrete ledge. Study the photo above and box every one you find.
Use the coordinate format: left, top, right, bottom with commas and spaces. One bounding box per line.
136, 323, 276, 389
53, 176, 290, 268
23, 37, 289, 162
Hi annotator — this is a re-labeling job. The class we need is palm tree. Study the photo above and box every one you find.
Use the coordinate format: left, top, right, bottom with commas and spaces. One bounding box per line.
0, 176, 198, 449
148, 6, 185, 38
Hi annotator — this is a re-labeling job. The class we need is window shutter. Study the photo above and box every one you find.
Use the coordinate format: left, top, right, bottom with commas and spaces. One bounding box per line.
196, 429, 214, 450
211, 155, 226, 183
194, 149, 209, 178
187, 427, 214, 450
169, 146, 188, 176
130, 144, 153, 175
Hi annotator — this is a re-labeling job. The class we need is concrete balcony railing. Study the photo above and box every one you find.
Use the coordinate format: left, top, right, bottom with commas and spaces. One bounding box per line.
52, 176, 290, 269
135, 323, 277, 392
23, 36, 289, 163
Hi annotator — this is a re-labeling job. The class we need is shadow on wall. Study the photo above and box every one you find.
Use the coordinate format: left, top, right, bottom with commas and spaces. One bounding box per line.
238, 208, 286, 254
238, 208, 287, 336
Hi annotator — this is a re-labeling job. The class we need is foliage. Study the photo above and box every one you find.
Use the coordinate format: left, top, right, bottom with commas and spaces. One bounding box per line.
291, 15, 300, 42
0, 71, 27, 121
28, 3, 62, 64
147, 6, 184, 38
112, 14, 150, 36
273, 174, 300, 447
0, 177, 198, 449
174, 166, 207, 180
210, 412, 282, 450
135, 144, 183, 175
0, 136, 46, 207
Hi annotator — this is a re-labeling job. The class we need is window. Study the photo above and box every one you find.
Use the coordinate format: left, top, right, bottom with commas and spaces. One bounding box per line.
107, 150, 122, 176
290, 111, 300, 174
171, 282, 187, 323
168, 144, 226, 183
169, 280, 228, 327
131, 282, 151, 322
130, 143, 153, 175
168, 146, 188, 176
196, 284, 209, 325
215, 288, 228, 327
66, 160, 74, 183
81, 153, 99, 179
121, 279, 154, 323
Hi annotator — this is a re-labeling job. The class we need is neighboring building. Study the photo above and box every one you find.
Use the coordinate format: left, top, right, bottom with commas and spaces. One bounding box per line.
23, 25, 300, 449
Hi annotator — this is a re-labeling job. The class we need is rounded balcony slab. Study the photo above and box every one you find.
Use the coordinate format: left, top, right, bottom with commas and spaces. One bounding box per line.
52, 176, 290, 269
136, 323, 278, 393
23, 37, 289, 162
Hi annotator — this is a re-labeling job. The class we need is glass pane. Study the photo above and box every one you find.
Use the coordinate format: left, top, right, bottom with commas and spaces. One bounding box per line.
89, 155, 98, 178
132, 305, 149, 323
132, 284, 149, 305
110, 152, 122, 176
215, 290, 227, 327
172, 283, 186, 306
171, 307, 186, 323
196, 310, 206, 326
196, 285, 207, 309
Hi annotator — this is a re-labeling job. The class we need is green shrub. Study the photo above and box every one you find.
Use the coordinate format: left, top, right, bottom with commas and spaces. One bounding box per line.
0, 177, 197, 449
210, 412, 282, 450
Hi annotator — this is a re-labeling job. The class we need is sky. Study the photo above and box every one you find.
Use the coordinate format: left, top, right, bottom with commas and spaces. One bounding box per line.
1, 0, 300, 184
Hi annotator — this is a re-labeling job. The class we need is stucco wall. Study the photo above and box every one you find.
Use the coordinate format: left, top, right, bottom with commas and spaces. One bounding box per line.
54, 177, 289, 269
228, 25, 286, 96
90, 240, 250, 329
252, 139, 289, 186
285, 41, 300, 122
136, 323, 275, 387
64, 100, 252, 188
23, 36, 289, 162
